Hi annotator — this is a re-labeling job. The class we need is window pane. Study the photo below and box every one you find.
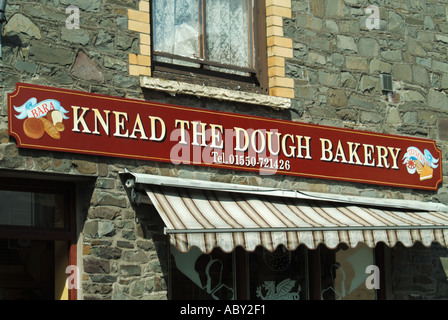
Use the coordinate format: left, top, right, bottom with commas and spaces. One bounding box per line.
153, 0, 200, 58
170, 246, 236, 300
320, 243, 376, 300
0, 190, 65, 229
249, 246, 308, 300
205, 0, 252, 68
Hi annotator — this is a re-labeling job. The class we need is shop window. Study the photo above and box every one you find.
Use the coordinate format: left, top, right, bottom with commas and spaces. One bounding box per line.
152, 0, 268, 90
169, 246, 236, 300
249, 246, 308, 300
0, 177, 77, 300
0, 191, 65, 229
169, 245, 309, 300
319, 243, 376, 300
169, 243, 381, 300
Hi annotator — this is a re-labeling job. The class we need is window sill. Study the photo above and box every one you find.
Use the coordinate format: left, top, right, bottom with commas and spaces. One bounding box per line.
140, 76, 291, 110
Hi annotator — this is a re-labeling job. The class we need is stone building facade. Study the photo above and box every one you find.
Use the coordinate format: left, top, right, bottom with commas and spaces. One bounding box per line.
0, 0, 448, 300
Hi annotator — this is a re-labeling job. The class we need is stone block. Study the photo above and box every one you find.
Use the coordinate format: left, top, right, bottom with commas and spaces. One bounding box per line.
346, 56, 368, 72
140, 34, 151, 45
412, 65, 429, 87
441, 74, 448, 90
381, 50, 402, 62
129, 65, 151, 77
296, 86, 317, 100
97, 220, 116, 237
266, 15, 284, 27
93, 246, 122, 260
268, 46, 293, 58
266, 5, 291, 18
139, 1, 150, 12
318, 71, 340, 87
128, 19, 150, 34
428, 90, 448, 112
123, 250, 149, 263
30, 42, 74, 65
97, 192, 127, 208
71, 50, 105, 81
369, 59, 392, 74
128, 9, 150, 24
435, 34, 448, 44
269, 77, 294, 88
358, 38, 379, 57
348, 95, 374, 109
73, 158, 98, 174
310, 0, 326, 17
386, 107, 401, 125
337, 35, 357, 53
329, 89, 348, 107
88, 206, 120, 220
308, 51, 326, 65
433, 61, 448, 74
388, 11, 405, 34
269, 87, 295, 98
361, 111, 383, 124
140, 44, 151, 56
325, 0, 346, 17
4, 13, 41, 40
359, 75, 381, 94
392, 64, 412, 82
61, 28, 90, 46
84, 258, 111, 274
325, 20, 339, 33
268, 66, 285, 77
120, 265, 141, 276
267, 36, 293, 48
439, 118, 448, 141
14, 60, 38, 74
267, 25, 284, 37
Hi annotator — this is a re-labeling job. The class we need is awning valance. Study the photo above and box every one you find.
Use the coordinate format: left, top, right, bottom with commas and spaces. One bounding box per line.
123, 171, 448, 254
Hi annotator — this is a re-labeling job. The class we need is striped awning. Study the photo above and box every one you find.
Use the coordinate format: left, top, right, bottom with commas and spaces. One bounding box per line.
143, 184, 448, 254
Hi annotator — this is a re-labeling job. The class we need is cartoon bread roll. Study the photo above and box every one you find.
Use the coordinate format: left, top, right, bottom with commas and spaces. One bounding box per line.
40, 117, 61, 140
47, 110, 65, 132
55, 122, 65, 132
23, 117, 45, 139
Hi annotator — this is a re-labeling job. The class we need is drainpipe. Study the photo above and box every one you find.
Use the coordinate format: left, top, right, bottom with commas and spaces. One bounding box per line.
0, 0, 7, 60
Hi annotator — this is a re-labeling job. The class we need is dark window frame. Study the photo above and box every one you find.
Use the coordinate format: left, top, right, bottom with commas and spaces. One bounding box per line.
150, 0, 268, 93
0, 175, 78, 300
0, 177, 76, 242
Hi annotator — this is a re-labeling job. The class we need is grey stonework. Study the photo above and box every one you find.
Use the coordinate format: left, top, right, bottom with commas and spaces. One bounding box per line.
1, 0, 448, 300
285, 0, 448, 201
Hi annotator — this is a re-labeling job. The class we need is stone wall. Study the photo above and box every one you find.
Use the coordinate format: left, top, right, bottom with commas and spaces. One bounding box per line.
0, 0, 170, 300
1, 0, 448, 300
285, 0, 448, 203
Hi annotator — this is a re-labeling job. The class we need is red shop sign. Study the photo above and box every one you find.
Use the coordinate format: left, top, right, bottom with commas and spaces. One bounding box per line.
8, 82, 443, 190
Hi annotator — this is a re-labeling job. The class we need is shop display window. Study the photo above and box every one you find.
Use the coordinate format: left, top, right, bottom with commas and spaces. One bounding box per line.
169, 246, 236, 300
0, 176, 77, 300
248, 245, 308, 300
319, 243, 376, 300
0, 191, 65, 229
169, 243, 379, 300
